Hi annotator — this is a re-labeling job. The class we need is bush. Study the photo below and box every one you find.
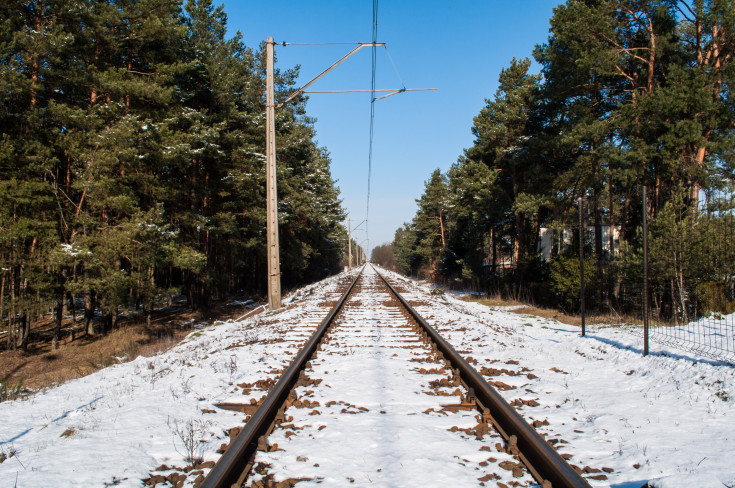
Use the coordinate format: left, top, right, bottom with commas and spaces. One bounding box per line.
697, 281, 735, 316
549, 254, 599, 313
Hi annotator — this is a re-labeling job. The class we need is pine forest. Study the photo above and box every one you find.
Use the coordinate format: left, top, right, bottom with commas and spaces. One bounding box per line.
0, 0, 348, 350
389, 0, 735, 321
3, 0, 735, 353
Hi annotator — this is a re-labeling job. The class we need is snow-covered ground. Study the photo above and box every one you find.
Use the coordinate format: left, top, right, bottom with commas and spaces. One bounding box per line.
385, 268, 735, 488
1, 266, 733, 487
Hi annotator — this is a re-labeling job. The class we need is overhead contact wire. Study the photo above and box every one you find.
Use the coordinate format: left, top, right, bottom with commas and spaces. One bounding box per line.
367, 0, 379, 249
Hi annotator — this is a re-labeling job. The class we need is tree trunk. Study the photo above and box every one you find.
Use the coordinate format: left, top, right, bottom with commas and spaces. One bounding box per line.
608, 178, 616, 307
21, 313, 30, 351
19, 271, 29, 349
29, 1, 42, 110
490, 226, 497, 278
594, 191, 603, 259
101, 311, 112, 335
53, 282, 65, 350
67, 291, 76, 322
621, 192, 632, 242
608, 178, 614, 256
438, 209, 446, 249
147, 265, 154, 327
91, 40, 100, 105
594, 191, 604, 308
125, 59, 132, 113
677, 263, 687, 323
533, 211, 542, 257
514, 213, 524, 265
0, 274, 5, 348
671, 277, 677, 324
9, 266, 16, 350
85, 290, 96, 335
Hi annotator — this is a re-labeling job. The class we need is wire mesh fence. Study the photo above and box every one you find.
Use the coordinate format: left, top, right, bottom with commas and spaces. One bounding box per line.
626, 187, 735, 364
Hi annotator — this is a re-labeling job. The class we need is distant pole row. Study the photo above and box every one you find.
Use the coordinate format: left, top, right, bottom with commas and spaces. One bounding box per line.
348, 218, 367, 268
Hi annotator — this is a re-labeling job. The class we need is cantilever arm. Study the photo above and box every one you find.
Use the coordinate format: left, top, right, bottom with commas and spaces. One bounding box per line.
276, 43, 385, 108
302, 88, 438, 98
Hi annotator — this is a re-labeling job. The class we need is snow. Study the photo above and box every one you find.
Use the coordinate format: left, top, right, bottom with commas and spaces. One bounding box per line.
59, 243, 90, 257
249, 268, 534, 487
382, 268, 735, 487
1, 267, 734, 487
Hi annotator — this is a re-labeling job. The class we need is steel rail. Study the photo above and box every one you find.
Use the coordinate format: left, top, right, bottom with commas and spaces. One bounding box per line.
374, 266, 591, 488
200, 267, 364, 488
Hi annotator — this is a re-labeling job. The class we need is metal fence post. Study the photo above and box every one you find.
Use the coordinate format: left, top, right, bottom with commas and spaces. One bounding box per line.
642, 186, 649, 356
579, 196, 586, 337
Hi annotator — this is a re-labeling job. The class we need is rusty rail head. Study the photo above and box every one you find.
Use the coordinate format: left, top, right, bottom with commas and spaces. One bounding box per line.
373, 266, 591, 488
200, 268, 364, 488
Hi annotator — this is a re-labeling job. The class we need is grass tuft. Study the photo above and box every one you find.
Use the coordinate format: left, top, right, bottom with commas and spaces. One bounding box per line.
0, 378, 28, 403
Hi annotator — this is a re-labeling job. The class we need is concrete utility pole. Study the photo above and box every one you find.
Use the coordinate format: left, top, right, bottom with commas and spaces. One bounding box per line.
265, 41, 383, 309
264, 39, 433, 307
266, 37, 281, 310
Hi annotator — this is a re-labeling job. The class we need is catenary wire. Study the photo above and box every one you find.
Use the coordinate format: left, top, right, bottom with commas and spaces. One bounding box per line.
367, 0, 379, 252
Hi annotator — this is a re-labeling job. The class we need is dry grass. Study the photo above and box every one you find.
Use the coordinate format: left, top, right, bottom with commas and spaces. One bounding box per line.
0, 301, 260, 392
0, 321, 192, 391
459, 295, 615, 327
508, 306, 615, 327
462, 294, 525, 308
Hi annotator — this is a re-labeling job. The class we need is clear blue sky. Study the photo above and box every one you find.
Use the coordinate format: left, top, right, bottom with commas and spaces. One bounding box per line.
223, 1, 563, 255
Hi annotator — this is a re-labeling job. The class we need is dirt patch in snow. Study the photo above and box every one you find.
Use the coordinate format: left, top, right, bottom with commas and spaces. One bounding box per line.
0, 301, 260, 391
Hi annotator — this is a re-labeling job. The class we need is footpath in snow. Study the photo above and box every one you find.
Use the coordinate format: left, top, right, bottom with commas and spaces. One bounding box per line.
0, 266, 733, 487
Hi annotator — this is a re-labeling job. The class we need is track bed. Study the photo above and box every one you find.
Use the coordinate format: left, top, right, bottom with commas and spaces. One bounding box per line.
204, 266, 588, 488
248, 268, 533, 487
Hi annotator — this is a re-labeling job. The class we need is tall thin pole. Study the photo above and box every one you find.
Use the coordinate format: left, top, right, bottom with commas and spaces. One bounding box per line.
266, 37, 281, 310
643, 186, 649, 356
348, 218, 352, 268
579, 196, 586, 337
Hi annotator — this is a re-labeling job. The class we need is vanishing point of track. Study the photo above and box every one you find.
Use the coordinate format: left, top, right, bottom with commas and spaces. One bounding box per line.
201, 265, 590, 488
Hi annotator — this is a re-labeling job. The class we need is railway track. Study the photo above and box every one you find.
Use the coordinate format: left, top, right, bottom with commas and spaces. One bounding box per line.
202, 265, 590, 488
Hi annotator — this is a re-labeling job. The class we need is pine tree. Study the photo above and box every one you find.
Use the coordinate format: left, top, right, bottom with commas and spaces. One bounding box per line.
0, 0, 82, 348
442, 159, 499, 287
465, 58, 542, 266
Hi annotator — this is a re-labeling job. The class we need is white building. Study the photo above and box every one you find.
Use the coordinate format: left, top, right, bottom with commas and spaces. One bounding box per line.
538, 225, 621, 261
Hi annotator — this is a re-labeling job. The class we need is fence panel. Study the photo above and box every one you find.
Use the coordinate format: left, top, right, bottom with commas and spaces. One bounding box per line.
631, 188, 735, 364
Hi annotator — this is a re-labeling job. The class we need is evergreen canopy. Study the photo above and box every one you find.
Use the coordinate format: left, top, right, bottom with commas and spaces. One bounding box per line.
0, 0, 347, 349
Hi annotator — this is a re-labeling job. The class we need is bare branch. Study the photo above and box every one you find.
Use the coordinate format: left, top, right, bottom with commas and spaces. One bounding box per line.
676, 0, 696, 22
